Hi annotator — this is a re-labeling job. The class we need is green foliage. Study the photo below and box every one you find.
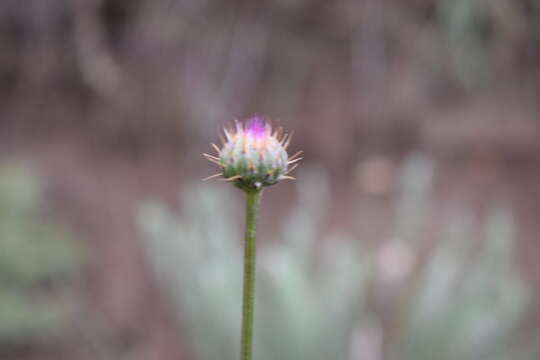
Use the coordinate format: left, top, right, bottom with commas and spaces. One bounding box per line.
140, 169, 366, 360
0, 163, 82, 344
390, 156, 532, 360
435, 0, 491, 88
139, 156, 535, 360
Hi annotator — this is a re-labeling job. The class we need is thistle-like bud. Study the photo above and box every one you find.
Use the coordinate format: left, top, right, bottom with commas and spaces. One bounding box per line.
204, 116, 302, 191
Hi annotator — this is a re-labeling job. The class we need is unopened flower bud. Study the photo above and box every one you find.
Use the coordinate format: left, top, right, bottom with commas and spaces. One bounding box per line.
204, 116, 301, 191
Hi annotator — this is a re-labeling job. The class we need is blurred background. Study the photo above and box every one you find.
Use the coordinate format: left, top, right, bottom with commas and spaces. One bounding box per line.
1, 0, 540, 359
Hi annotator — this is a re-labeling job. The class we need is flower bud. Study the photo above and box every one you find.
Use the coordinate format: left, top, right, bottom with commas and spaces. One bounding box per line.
204, 117, 301, 191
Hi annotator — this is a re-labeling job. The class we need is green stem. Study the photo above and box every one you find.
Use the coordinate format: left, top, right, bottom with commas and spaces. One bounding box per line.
240, 189, 262, 360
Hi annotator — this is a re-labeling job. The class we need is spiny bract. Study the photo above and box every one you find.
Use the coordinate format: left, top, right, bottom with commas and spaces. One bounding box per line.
204, 116, 302, 191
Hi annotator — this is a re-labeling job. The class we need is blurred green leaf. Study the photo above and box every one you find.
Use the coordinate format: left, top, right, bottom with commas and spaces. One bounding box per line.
0, 162, 83, 345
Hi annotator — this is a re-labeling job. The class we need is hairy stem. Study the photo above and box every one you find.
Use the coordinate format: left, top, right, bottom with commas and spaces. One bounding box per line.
240, 189, 262, 360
